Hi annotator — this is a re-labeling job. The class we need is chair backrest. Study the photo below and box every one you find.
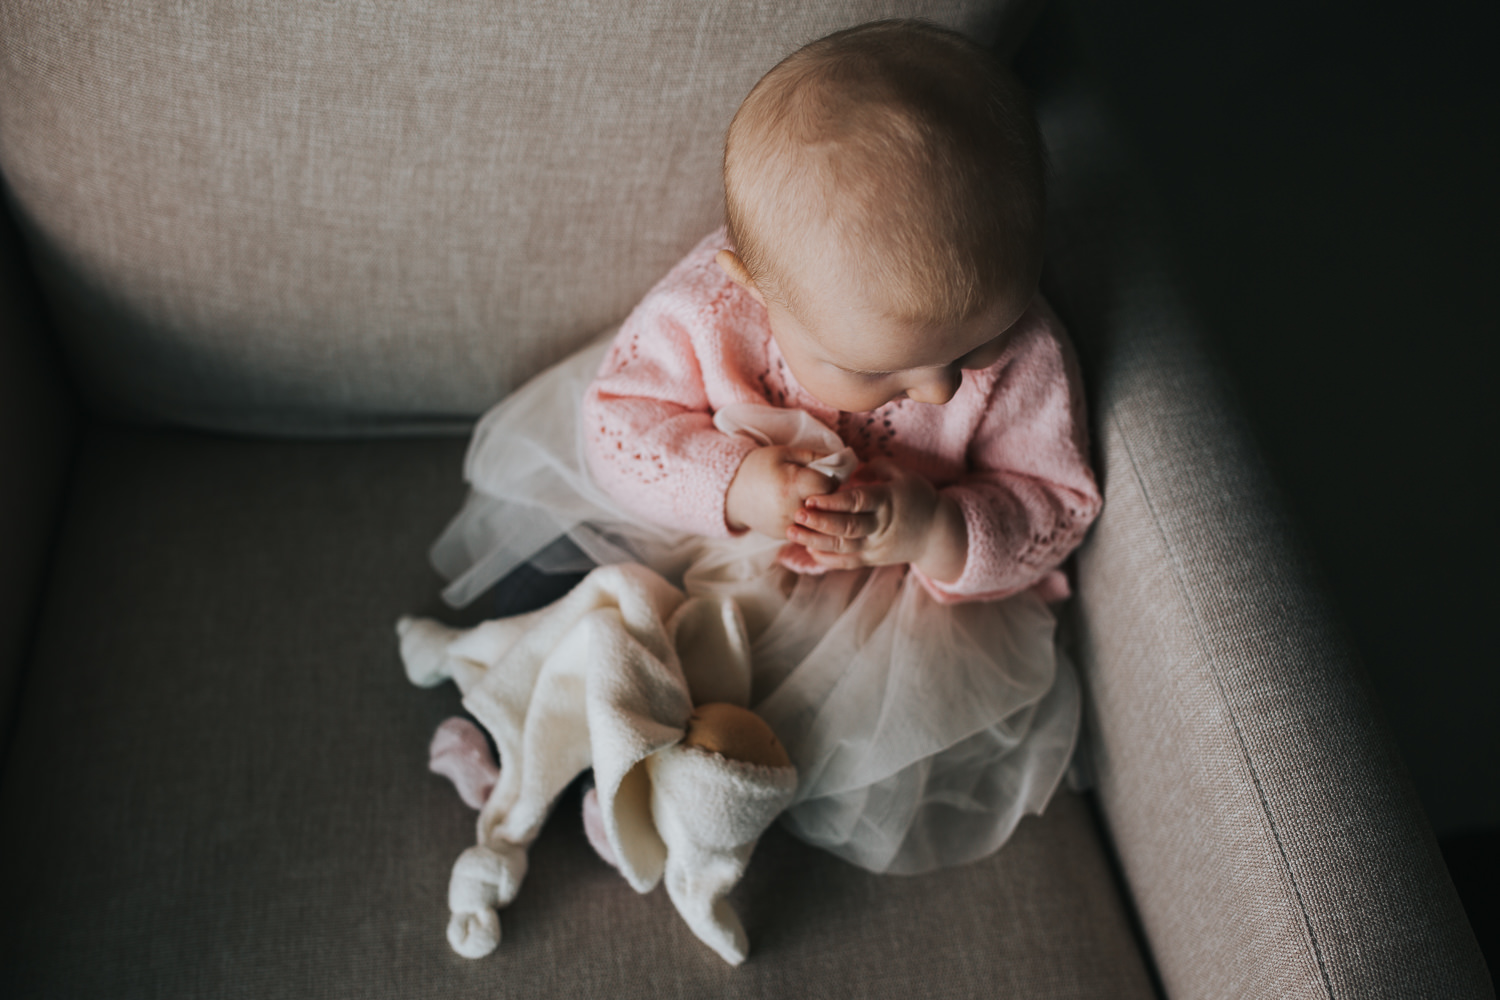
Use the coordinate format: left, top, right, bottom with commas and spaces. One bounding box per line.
0, 0, 1022, 435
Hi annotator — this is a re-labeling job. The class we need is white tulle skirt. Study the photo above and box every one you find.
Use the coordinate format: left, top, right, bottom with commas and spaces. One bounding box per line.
431, 333, 1080, 875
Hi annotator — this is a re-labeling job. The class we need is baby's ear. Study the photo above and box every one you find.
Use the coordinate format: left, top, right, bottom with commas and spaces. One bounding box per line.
715, 250, 765, 306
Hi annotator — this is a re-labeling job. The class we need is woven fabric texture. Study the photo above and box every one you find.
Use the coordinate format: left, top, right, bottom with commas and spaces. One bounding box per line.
0, 0, 1011, 435
0, 427, 1156, 999
1040, 84, 1493, 999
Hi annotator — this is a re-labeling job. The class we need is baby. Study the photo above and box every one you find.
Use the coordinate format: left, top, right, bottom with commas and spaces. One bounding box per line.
585, 20, 1095, 609
404, 21, 1102, 961
576, 19, 1101, 872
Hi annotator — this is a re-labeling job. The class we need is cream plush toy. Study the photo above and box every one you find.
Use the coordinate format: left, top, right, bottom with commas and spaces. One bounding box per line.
397, 562, 797, 966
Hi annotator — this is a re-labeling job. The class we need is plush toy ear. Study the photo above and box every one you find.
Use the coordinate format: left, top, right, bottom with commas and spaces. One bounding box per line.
582, 569, 698, 891
668, 596, 752, 708
598, 757, 669, 891
646, 742, 797, 964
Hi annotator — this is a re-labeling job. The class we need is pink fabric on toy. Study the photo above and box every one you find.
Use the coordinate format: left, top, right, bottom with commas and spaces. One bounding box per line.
430, 717, 499, 810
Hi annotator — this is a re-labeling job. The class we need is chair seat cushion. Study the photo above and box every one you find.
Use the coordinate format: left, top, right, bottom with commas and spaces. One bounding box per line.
0, 427, 1156, 999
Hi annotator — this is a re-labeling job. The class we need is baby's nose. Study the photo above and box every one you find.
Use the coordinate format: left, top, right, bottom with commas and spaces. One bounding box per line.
906, 366, 961, 405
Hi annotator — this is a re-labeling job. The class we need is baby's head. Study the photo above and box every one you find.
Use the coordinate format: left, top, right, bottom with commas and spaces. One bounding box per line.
718, 20, 1046, 412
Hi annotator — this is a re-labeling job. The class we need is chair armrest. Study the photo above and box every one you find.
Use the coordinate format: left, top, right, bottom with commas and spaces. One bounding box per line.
1040, 88, 1492, 998
0, 191, 78, 749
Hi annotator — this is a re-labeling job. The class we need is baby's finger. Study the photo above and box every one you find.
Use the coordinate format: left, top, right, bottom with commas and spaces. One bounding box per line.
792, 466, 837, 499
794, 508, 874, 538
786, 525, 864, 554
808, 548, 865, 571
804, 485, 881, 513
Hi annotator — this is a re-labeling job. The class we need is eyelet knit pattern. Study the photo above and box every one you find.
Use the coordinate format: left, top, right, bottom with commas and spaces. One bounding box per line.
582, 230, 1102, 603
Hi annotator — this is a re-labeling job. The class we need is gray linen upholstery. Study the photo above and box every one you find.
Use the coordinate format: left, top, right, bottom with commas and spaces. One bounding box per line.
0, 200, 75, 742
0, 427, 1156, 999
0, 0, 1020, 436
2, 2, 1490, 996
1038, 86, 1493, 998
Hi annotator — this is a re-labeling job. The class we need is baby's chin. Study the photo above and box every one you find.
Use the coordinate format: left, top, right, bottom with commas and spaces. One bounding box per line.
804, 386, 903, 413
828, 392, 915, 413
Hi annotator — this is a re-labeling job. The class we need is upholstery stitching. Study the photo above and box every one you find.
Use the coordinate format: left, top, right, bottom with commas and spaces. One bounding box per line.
1111, 408, 1336, 1000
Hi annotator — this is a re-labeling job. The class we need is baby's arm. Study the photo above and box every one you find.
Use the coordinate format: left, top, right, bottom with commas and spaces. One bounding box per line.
585, 295, 835, 537
790, 305, 1102, 601
919, 310, 1102, 601
584, 321, 755, 536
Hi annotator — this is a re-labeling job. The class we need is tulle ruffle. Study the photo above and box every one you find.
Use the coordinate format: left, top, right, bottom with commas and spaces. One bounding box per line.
430, 332, 1078, 874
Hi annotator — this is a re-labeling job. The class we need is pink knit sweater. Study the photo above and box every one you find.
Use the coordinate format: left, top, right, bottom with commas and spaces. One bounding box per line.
582, 231, 1102, 604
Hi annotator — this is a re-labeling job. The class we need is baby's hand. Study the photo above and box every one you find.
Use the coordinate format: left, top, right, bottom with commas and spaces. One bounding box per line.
725, 445, 838, 538
787, 459, 967, 582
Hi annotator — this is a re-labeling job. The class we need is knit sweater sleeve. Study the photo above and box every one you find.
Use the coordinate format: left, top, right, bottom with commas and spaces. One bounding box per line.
913, 302, 1103, 604
581, 289, 758, 538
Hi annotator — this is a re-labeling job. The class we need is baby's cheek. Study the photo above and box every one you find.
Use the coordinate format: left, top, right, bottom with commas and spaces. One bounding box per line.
818, 376, 898, 414
786, 363, 870, 413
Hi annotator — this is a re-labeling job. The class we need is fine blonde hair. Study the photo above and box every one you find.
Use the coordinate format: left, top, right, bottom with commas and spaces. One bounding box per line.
724, 20, 1046, 326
